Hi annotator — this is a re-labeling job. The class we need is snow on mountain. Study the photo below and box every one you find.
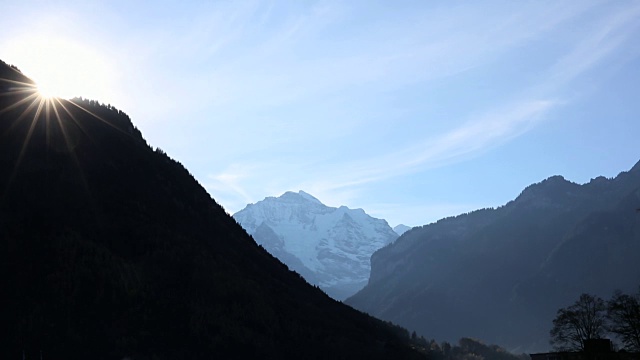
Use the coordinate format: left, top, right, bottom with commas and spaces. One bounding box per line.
393, 224, 412, 236
233, 190, 398, 300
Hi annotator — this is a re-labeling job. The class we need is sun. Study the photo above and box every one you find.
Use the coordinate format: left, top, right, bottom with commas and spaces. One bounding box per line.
3, 34, 117, 102
36, 81, 58, 99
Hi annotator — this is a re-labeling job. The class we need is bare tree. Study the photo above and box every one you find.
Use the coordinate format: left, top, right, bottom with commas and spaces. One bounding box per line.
550, 294, 607, 351
607, 290, 640, 351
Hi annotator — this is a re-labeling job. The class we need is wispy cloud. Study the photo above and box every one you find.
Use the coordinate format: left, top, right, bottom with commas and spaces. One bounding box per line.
300, 100, 556, 195
120, 1, 604, 119
205, 163, 257, 207
205, 98, 554, 214
296, 2, 640, 195
205, 1, 640, 215
7, 0, 635, 220
546, 2, 640, 86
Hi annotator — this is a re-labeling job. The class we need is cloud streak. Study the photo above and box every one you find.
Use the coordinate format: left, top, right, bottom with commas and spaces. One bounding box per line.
4, 0, 637, 221
301, 2, 640, 191
204, 1, 640, 215
301, 100, 556, 195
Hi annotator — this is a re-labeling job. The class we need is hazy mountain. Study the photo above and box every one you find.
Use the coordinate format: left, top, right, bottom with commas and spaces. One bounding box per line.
393, 224, 412, 236
0, 60, 424, 360
346, 162, 640, 353
233, 191, 398, 300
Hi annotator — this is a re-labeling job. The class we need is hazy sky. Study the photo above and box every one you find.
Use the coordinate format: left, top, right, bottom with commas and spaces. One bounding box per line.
2, 0, 640, 226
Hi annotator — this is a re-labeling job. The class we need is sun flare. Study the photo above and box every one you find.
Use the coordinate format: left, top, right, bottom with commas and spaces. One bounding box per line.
3, 34, 117, 102
36, 82, 58, 99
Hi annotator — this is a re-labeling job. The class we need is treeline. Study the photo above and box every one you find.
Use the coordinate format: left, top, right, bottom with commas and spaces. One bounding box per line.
550, 289, 640, 352
407, 335, 528, 360
70, 96, 146, 145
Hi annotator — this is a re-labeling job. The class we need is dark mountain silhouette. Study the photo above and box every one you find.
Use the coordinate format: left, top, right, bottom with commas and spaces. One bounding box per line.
346, 162, 640, 353
0, 60, 424, 360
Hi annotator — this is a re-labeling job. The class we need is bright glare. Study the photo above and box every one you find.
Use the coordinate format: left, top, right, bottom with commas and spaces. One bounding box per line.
37, 82, 57, 99
3, 34, 117, 101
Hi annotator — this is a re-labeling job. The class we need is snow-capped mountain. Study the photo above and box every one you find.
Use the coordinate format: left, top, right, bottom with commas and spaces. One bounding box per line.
393, 224, 412, 236
233, 191, 398, 300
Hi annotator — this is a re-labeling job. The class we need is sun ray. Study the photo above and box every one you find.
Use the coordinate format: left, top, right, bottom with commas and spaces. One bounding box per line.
3, 93, 46, 193
51, 97, 91, 195
0, 78, 38, 109
1, 67, 132, 206
54, 97, 98, 146
44, 98, 52, 149
0, 80, 38, 97
0, 91, 39, 116
1, 69, 90, 203
66, 99, 130, 136
20, 96, 47, 161
51, 97, 74, 152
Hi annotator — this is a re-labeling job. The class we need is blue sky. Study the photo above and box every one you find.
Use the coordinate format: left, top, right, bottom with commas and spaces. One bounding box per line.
2, 0, 640, 226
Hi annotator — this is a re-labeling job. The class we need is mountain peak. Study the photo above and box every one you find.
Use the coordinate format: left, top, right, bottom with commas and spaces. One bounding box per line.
393, 224, 412, 236
297, 190, 322, 204
278, 190, 322, 204
234, 191, 398, 300
346, 160, 640, 353
515, 174, 578, 204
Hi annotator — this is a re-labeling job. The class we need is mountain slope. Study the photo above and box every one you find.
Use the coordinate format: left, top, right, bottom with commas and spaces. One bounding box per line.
0, 60, 423, 360
233, 191, 398, 300
346, 163, 640, 352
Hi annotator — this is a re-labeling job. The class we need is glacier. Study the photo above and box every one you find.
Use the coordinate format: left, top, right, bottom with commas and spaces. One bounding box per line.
233, 191, 398, 300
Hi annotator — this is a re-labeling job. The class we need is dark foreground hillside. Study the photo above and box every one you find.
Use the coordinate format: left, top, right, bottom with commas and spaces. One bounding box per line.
0, 60, 424, 360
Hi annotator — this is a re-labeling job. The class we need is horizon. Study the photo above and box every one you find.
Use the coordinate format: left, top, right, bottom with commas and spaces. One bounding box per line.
2, 1, 640, 226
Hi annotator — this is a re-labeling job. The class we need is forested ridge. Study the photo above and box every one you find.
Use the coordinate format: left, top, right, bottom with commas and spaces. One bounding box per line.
0, 59, 426, 360
347, 156, 640, 352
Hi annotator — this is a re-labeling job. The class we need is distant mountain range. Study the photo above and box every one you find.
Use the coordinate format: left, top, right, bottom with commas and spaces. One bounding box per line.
233, 191, 398, 300
346, 161, 640, 353
0, 59, 424, 359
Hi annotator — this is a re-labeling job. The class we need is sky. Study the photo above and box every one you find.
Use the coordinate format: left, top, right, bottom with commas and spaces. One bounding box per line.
1, 0, 640, 227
